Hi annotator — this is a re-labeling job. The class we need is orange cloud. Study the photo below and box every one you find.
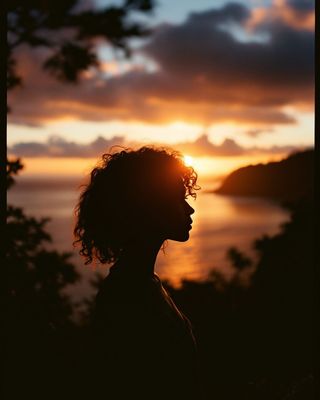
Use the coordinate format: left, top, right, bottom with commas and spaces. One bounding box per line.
8, 2, 314, 128
247, 0, 314, 31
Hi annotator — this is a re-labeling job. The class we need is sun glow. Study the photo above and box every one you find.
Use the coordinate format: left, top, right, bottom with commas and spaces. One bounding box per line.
183, 155, 194, 167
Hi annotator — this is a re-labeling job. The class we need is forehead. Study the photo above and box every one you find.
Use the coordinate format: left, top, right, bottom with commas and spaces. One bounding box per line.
163, 175, 185, 197
177, 179, 186, 195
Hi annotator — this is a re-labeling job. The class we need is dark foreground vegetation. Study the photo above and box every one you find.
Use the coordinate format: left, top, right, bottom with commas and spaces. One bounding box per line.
5, 157, 315, 400
166, 195, 314, 399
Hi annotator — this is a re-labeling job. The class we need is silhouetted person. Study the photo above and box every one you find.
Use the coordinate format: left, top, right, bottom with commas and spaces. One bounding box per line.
74, 147, 203, 399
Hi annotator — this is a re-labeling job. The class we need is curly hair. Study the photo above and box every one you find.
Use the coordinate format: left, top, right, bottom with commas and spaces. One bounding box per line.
73, 146, 199, 265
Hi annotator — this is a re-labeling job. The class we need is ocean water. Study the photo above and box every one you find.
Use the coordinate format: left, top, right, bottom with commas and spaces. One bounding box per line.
8, 175, 289, 303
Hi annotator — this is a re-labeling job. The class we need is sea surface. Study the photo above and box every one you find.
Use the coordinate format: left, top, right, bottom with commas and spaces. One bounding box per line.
8, 175, 290, 305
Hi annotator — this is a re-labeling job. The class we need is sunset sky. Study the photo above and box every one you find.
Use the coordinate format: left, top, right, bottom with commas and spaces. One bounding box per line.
7, 0, 314, 178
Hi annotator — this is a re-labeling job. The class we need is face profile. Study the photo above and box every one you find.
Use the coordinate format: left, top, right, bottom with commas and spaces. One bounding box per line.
160, 181, 195, 243
74, 146, 199, 265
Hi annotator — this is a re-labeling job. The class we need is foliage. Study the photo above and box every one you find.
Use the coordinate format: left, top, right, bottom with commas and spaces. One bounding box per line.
7, 0, 155, 89
5, 158, 82, 399
227, 246, 252, 270
6, 159, 80, 328
6, 157, 23, 188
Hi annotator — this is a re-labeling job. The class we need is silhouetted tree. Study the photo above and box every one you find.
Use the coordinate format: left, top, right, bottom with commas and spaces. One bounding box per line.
6, 159, 80, 325
7, 0, 155, 91
5, 159, 82, 399
251, 198, 314, 375
227, 246, 252, 271
6, 157, 23, 188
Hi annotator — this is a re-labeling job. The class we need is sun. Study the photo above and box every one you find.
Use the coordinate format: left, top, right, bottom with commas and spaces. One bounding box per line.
183, 154, 194, 167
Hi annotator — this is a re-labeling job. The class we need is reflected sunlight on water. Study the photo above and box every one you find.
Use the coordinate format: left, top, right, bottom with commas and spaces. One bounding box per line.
8, 176, 289, 301
156, 190, 289, 285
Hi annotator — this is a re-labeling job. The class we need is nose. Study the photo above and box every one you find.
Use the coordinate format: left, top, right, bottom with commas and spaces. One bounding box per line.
186, 202, 195, 215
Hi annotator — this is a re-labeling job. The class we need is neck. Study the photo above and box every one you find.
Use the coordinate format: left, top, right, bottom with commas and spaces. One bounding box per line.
117, 236, 164, 277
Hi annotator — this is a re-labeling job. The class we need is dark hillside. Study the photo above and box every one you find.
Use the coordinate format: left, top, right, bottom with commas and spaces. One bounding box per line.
215, 149, 314, 202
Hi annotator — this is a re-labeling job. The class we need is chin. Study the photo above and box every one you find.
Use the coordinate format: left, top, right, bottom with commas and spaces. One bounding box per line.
169, 231, 190, 242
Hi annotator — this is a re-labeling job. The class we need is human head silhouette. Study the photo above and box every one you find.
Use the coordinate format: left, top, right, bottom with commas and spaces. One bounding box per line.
74, 146, 199, 264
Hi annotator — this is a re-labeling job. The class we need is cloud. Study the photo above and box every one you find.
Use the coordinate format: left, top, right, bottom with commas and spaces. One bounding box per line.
248, 0, 314, 31
174, 133, 298, 157
175, 134, 246, 157
286, 0, 314, 13
7, 1, 314, 127
8, 135, 125, 157
244, 127, 274, 137
8, 133, 300, 159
